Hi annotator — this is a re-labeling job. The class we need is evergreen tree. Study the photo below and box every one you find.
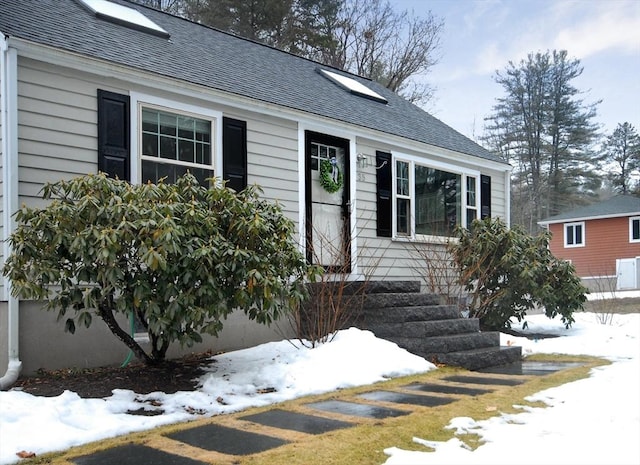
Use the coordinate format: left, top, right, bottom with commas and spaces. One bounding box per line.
180, 0, 341, 58
146, 0, 442, 106
598, 122, 640, 195
484, 50, 600, 231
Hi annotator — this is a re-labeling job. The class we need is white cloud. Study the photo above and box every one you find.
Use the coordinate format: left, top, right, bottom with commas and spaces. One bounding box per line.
551, 2, 640, 58
472, 0, 640, 76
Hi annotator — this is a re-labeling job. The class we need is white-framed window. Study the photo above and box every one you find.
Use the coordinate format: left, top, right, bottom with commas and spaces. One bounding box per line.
310, 141, 341, 171
630, 217, 640, 243
466, 176, 477, 227
393, 156, 479, 239
130, 92, 222, 185
564, 221, 585, 247
396, 160, 411, 235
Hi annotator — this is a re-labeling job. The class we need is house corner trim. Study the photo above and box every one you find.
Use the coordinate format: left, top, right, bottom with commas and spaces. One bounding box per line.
0, 33, 23, 389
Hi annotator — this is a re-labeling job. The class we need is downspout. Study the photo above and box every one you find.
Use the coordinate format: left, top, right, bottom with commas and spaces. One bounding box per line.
0, 33, 22, 389
505, 167, 512, 228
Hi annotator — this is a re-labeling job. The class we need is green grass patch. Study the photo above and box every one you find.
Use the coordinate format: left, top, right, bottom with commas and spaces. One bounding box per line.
27, 354, 607, 465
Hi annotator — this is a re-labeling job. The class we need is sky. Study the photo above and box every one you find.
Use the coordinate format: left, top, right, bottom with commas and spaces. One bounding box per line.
1, 308, 639, 465
393, 0, 640, 141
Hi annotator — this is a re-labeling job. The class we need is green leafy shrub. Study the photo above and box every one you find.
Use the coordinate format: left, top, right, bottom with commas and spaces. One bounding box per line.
448, 217, 587, 330
3, 173, 317, 364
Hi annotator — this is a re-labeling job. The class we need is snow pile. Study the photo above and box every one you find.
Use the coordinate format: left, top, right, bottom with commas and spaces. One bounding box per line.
1, 313, 639, 465
0, 328, 432, 464
383, 313, 640, 465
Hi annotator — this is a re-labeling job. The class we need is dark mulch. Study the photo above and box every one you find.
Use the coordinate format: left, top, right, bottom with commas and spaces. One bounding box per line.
12, 352, 215, 398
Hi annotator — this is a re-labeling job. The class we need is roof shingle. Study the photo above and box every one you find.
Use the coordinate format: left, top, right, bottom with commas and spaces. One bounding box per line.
539, 195, 640, 224
0, 0, 506, 164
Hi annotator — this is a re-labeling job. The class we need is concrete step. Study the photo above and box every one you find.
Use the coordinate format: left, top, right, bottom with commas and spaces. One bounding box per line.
387, 331, 500, 356
438, 346, 523, 371
357, 304, 460, 324
363, 318, 480, 338
303, 278, 522, 371
306, 280, 421, 296
360, 281, 421, 294
362, 293, 443, 309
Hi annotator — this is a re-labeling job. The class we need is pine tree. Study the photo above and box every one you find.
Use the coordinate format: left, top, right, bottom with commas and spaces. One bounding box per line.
484, 50, 600, 231
598, 122, 640, 195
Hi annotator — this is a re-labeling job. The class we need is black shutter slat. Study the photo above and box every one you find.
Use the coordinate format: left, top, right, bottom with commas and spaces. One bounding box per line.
223, 117, 247, 192
481, 174, 491, 219
376, 151, 392, 237
97, 89, 130, 181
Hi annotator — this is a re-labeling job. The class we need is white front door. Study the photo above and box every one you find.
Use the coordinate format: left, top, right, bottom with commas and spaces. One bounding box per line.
305, 131, 350, 271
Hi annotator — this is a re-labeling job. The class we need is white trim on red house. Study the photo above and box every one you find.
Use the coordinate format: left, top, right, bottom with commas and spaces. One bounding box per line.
563, 221, 586, 248
539, 211, 640, 226
630, 216, 640, 243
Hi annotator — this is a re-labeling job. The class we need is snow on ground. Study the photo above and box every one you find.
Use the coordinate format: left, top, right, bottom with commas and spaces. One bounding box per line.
0, 312, 639, 465
0, 328, 433, 464
384, 312, 640, 465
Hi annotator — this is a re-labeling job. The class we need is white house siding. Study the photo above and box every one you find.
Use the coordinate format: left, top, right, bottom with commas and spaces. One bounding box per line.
17, 56, 302, 218
227, 108, 300, 223
0, 304, 6, 372
16, 301, 293, 375
18, 58, 99, 209
5, 52, 512, 373
8, 58, 303, 373
353, 136, 508, 286
1, 65, 4, 298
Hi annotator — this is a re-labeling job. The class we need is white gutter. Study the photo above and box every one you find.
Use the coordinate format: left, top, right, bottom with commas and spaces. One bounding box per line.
0, 33, 22, 390
505, 167, 512, 228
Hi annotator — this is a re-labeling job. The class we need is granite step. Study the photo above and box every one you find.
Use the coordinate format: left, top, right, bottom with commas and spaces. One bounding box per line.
366, 318, 480, 338
387, 331, 500, 357
438, 346, 523, 371
362, 292, 444, 308
357, 304, 460, 324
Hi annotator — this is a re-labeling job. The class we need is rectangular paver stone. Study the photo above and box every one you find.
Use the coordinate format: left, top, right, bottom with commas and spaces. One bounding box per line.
166, 424, 288, 455
240, 409, 353, 434
307, 400, 410, 419
358, 390, 455, 407
73, 444, 208, 465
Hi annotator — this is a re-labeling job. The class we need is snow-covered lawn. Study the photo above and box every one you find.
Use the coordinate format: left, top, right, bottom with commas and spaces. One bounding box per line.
384, 312, 640, 465
0, 328, 433, 464
1, 312, 639, 465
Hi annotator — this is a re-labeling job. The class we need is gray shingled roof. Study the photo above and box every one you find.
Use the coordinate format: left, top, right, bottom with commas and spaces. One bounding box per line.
539, 195, 640, 224
0, 0, 505, 164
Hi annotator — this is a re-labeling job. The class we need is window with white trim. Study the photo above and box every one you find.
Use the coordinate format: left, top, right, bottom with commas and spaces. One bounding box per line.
140, 106, 213, 185
393, 158, 478, 238
630, 217, 640, 243
396, 160, 410, 235
564, 222, 585, 247
466, 176, 477, 227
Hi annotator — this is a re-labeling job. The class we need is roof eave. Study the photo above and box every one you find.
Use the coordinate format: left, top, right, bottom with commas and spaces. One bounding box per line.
538, 211, 640, 226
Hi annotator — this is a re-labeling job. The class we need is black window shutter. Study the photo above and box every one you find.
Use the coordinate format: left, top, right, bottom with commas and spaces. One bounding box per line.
376, 151, 392, 237
223, 117, 247, 192
481, 174, 491, 219
97, 90, 130, 181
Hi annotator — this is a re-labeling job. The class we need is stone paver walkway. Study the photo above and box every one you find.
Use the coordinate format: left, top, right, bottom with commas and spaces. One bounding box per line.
69, 361, 579, 464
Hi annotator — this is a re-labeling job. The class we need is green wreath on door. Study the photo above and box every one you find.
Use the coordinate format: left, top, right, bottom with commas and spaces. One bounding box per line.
320, 157, 343, 193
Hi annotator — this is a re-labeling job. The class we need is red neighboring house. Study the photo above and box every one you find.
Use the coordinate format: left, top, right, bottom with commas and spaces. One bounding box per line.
538, 195, 640, 291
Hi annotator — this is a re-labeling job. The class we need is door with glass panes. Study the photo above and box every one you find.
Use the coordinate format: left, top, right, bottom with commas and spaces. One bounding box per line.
305, 131, 350, 271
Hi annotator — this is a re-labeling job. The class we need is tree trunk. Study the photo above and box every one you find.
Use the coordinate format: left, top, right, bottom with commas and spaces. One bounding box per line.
98, 298, 154, 365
